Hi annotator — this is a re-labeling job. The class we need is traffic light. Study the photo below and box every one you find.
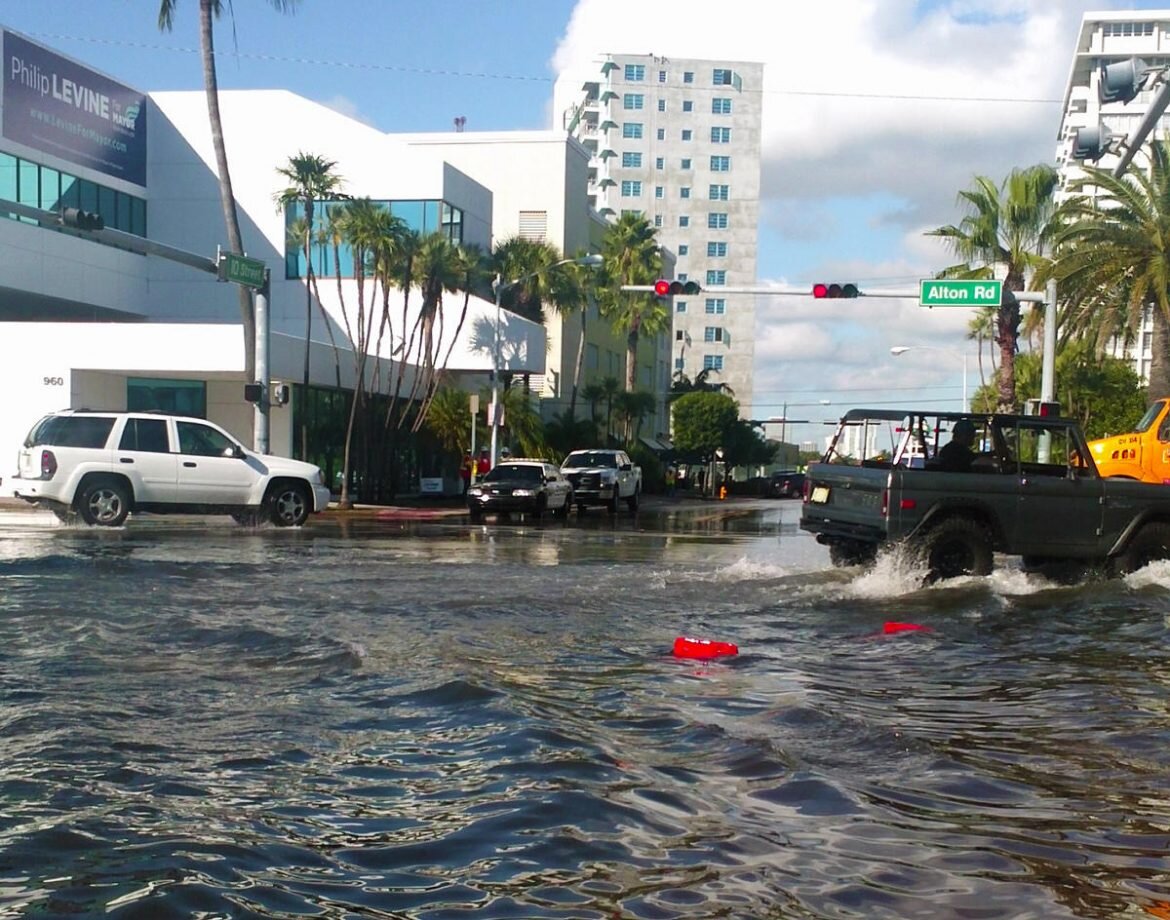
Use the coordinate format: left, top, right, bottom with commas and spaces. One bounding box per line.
812, 283, 859, 298
243, 383, 263, 403
1099, 57, 1147, 105
654, 279, 701, 297
1025, 399, 1061, 418
60, 207, 105, 231
1071, 124, 1115, 161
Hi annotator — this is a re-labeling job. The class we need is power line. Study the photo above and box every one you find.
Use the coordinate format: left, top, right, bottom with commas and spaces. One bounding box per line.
25, 31, 1063, 104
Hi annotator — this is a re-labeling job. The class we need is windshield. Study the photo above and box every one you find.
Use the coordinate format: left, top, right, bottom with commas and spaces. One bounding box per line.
563, 452, 617, 469
484, 464, 542, 483
1133, 400, 1167, 434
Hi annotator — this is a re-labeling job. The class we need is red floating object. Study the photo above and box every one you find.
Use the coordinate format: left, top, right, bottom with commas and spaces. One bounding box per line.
882, 621, 931, 635
673, 636, 739, 659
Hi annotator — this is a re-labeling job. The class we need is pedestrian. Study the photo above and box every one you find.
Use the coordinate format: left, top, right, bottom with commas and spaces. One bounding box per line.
477, 449, 491, 479
665, 465, 677, 497
460, 451, 473, 495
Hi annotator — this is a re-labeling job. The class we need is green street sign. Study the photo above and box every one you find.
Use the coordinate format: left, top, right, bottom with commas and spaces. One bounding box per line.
919, 279, 1002, 307
219, 252, 266, 289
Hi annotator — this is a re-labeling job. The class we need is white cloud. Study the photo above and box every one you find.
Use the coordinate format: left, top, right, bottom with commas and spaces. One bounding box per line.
552, 0, 1116, 418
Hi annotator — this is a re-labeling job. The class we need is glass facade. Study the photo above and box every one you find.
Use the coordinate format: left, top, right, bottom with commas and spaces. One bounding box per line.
127, 377, 207, 417
284, 198, 465, 279
0, 149, 147, 236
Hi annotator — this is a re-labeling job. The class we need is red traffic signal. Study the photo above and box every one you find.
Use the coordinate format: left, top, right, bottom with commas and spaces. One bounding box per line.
812, 282, 859, 298
654, 279, 702, 297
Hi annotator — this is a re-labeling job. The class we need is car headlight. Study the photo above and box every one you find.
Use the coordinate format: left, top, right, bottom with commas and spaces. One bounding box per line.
512, 489, 536, 497
468, 486, 483, 497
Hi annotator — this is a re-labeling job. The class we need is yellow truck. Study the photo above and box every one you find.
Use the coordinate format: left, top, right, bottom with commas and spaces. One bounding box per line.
1087, 399, 1170, 483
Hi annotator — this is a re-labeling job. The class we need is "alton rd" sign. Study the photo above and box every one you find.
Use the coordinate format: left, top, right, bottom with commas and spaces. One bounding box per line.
919, 279, 1003, 308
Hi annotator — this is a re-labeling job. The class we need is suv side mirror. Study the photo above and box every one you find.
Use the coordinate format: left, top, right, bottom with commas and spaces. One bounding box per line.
230, 445, 246, 459
620, 463, 632, 471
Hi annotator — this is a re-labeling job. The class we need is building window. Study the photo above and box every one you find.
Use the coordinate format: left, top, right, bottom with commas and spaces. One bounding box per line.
623, 122, 643, 138
654, 214, 663, 227
620, 180, 642, 197
703, 354, 724, 371
681, 157, 692, 169
710, 155, 731, 172
657, 128, 666, 140
657, 98, 666, 112
683, 71, 694, 83
713, 68, 734, 85
709, 184, 729, 200
676, 300, 687, 313
623, 93, 644, 110
127, 377, 207, 418
676, 329, 685, 341
708, 212, 728, 229
705, 298, 726, 314
679, 215, 690, 227
658, 70, 667, 83
680, 187, 691, 199
682, 100, 693, 113
711, 127, 731, 144
656, 156, 664, 169
624, 63, 645, 81
712, 97, 732, 114
621, 151, 642, 167
620, 209, 642, 218
704, 326, 724, 343
681, 129, 693, 142
678, 244, 689, 255
675, 356, 685, 370
1103, 22, 1154, 37
518, 210, 547, 240
706, 270, 727, 286
678, 273, 688, 281
707, 241, 727, 257
655, 186, 664, 199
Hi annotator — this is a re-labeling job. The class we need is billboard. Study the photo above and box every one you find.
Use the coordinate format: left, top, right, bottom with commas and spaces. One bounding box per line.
2, 30, 147, 186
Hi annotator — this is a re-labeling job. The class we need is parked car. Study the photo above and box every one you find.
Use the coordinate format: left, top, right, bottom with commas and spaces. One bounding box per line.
11, 409, 331, 527
767, 470, 806, 498
466, 460, 573, 522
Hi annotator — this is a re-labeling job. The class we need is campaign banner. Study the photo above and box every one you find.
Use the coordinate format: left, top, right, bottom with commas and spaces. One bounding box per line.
2, 31, 147, 186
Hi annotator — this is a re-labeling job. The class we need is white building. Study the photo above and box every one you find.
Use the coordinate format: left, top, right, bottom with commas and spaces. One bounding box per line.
0, 28, 552, 496
554, 54, 763, 417
1055, 10, 1167, 383
392, 130, 672, 437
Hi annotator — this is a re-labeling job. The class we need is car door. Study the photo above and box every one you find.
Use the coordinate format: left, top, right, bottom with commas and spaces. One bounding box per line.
115, 417, 177, 504
544, 464, 570, 508
175, 420, 257, 505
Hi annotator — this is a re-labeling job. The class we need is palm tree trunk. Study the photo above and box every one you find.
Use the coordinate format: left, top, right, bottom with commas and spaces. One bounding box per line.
301, 204, 314, 460
570, 298, 590, 419
1150, 305, 1170, 400
995, 282, 1022, 412
625, 328, 638, 393
199, 0, 254, 382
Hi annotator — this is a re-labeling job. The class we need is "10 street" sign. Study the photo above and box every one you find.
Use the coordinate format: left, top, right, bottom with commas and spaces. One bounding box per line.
919, 279, 1002, 307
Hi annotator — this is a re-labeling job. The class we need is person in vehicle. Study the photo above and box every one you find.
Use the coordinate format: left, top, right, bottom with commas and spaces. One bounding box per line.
936, 419, 977, 472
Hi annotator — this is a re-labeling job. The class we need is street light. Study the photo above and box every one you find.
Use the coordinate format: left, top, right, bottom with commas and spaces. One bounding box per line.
491, 253, 603, 466
890, 345, 968, 410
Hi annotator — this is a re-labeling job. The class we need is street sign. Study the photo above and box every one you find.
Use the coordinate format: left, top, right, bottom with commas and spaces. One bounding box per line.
219, 252, 266, 289
919, 279, 1002, 307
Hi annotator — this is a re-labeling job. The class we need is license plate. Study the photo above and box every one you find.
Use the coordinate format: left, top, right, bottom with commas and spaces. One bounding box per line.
810, 486, 830, 504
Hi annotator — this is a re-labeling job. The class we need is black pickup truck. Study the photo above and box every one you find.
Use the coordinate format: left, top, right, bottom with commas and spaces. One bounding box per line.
799, 408, 1170, 581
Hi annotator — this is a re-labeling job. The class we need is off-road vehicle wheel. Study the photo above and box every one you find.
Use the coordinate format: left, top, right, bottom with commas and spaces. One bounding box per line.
916, 517, 993, 582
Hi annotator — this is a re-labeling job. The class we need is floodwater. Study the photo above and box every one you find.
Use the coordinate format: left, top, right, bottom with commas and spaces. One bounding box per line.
2, 499, 1170, 919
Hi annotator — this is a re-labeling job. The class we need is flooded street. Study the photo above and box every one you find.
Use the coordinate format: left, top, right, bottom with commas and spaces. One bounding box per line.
2, 499, 1170, 918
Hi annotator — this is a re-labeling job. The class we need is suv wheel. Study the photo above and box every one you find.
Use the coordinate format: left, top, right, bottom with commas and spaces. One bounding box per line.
78, 478, 131, 527
269, 483, 311, 527
1111, 522, 1170, 576
916, 517, 993, 582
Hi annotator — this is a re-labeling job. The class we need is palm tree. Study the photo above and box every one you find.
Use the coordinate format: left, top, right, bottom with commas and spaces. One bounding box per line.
580, 382, 604, 426
493, 236, 563, 325
157, 0, 299, 382
274, 152, 344, 458
927, 164, 1060, 411
1049, 138, 1170, 399
547, 250, 598, 420
598, 375, 622, 442
614, 390, 657, 445
669, 367, 735, 401
403, 233, 466, 416
596, 213, 665, 393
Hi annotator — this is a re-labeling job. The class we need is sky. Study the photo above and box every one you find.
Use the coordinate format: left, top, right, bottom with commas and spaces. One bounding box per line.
2, 0, 1166, 440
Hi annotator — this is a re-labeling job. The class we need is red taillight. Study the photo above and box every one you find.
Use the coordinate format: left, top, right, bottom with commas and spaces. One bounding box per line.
40, 449, 57, 480
802, 478, 812, 502
900, 498, 917, 510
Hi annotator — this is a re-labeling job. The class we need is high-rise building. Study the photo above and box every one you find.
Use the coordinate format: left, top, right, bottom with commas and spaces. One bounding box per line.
1056, 10, 1168, 383
554, 54, 764, 417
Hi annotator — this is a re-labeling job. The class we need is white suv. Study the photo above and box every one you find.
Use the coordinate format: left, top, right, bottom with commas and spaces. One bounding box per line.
12, 410, 332, 527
